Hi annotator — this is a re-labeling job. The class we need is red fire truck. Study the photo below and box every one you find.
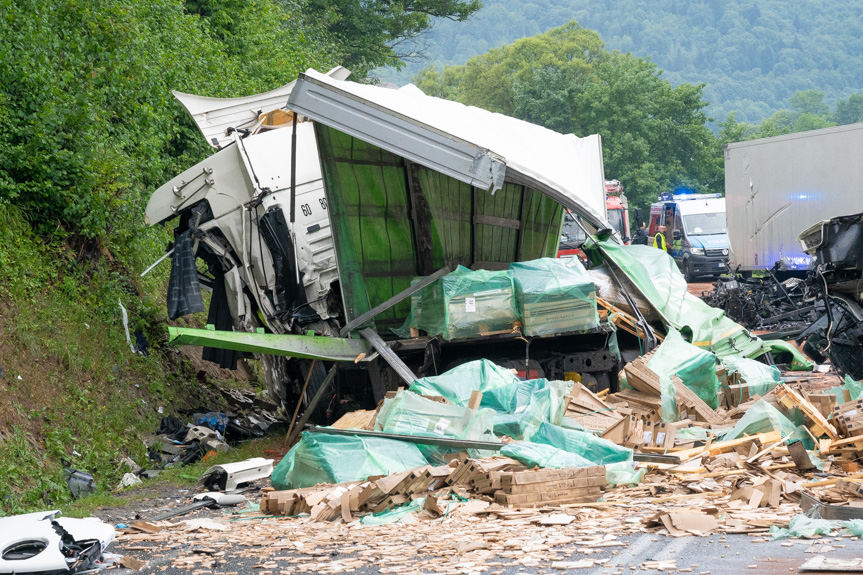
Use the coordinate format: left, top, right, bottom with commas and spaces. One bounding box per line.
558, 180, 630, 261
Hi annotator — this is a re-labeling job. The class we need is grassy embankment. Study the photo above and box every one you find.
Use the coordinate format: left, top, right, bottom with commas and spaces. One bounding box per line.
0, 204, 271, 515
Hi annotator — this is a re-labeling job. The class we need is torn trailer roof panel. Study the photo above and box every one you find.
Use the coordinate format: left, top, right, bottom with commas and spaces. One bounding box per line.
286, 69, 610, 231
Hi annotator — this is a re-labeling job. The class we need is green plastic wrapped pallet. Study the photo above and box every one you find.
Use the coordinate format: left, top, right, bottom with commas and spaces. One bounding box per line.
487, 379, 573, 439
648, 328, 721, 410
530, 422, 633, 464
409, 359, 521, 405
376, 390, 499, 463
721, 355, 781, 399
271, 432, 429, 490
416, 266, 517, 340
509, 258, 599, 336
410, 360, 571, 439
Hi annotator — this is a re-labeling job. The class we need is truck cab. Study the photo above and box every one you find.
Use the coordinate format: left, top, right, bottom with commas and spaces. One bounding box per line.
649, 192, 729, 282
605, 180, 630, 243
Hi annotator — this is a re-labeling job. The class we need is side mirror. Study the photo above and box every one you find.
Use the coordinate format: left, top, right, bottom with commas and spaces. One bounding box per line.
634, 208, 644, 228
673, 230, 682, 240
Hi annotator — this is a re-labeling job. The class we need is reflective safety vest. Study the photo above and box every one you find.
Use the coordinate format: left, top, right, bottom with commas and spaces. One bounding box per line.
653, 232, 667, 252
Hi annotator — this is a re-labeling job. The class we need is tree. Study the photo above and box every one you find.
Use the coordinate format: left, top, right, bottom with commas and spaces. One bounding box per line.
307, 0, 482, 76
413, 21, 722, 212
834, 94, 863, 125
789, 90, 830, 117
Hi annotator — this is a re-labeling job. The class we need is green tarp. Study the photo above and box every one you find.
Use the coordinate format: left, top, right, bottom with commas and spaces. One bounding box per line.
648, 328, 721, 410
530, 422, 633, 465
587, 240, 768, 359
500, 441, 595, 469
721, 399, 813, 449
825, 375, 863, 404
409, 359, 520, 405
271, 432, 429, 490
770, 515, 863, 539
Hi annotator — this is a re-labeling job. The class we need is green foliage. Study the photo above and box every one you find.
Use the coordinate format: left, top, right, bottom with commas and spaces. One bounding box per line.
415, 22, 721, 211
0, 0, 338, 251
379, 0, 863, 124
717, 88, 863, 144
309, 0, 482, 75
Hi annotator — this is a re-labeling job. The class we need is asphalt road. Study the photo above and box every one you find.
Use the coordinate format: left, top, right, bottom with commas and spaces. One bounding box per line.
99, 501, 861, 575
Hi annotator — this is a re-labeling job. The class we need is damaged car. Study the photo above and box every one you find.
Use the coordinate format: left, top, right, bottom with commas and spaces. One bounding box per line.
0, 511, 115, 574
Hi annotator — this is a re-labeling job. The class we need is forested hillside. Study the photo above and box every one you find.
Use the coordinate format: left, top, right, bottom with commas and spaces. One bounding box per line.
382, 0, 863, 123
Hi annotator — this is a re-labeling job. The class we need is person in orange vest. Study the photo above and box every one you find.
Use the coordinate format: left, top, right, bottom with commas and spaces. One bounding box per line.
652, 225, 668, 252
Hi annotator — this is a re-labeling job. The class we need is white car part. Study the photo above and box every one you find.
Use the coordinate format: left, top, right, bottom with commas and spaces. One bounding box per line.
0, 511, 115, 574
196, 457, 274, 491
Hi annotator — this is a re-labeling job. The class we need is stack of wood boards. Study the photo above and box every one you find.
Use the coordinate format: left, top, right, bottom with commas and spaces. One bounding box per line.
622, 356, 727, 426
262, 458, 580, 521
261, 464, 452, 520
445, 457, 527, 493
833, 399, 863, 438
565, 381, 624, 432
494, 466, 606, 507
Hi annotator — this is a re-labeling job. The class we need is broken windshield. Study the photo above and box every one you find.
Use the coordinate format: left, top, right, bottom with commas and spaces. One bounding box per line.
684, 212, 726, 236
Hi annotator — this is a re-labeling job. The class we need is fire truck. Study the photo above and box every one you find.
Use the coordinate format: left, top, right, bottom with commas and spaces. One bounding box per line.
559, 180, 630, 260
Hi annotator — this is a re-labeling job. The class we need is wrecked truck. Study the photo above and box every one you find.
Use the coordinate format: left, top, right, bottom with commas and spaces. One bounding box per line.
796, 212, 863, 380
146, 68, 783, 422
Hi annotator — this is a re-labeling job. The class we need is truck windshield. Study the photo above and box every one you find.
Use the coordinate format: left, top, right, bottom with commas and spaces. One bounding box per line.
607, 209, 626, 238
684, 212, 726, 235
561, 213, 587, 245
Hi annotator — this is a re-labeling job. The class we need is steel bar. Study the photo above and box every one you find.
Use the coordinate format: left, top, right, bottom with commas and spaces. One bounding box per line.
339, 265, 450, 336
359, 326, 417, 385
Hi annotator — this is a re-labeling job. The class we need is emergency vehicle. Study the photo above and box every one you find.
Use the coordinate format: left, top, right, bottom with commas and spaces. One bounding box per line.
649, 191, 729, 282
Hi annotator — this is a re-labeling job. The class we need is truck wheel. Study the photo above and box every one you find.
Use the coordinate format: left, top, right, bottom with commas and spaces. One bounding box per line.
683, 261, 695, 283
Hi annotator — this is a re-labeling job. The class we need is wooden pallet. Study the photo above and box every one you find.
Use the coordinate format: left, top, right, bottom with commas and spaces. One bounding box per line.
775, 384, 839, 440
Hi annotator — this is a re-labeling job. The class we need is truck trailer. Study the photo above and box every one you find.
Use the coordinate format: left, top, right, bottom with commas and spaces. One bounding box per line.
724, 123, 863, 275
146, 68, 636, 423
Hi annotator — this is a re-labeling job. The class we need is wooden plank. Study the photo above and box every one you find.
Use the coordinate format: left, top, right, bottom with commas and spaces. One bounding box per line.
468, 390, 483, 410
330, 410, 376, 430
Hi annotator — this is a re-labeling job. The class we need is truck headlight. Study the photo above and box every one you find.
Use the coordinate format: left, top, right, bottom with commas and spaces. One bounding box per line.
691, 247, 704, 255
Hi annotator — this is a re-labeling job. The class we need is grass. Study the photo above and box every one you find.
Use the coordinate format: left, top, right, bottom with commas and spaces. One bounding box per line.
0, 204, 270, 517
60, 435, 286, 518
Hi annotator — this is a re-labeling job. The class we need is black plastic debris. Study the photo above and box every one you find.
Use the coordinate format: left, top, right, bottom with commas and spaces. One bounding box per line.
62, 461, 96, 500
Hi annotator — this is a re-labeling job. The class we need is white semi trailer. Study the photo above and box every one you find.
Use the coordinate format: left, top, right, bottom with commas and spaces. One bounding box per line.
724, 122, 863, 274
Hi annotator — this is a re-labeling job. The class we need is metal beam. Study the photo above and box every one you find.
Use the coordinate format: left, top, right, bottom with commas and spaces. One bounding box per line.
359, 327, 417, 385
308, 426, 503, 450
339, 265, 451, 337
305, 426, 680, 464
285, 365, 339, 447
168, 327, 372, 362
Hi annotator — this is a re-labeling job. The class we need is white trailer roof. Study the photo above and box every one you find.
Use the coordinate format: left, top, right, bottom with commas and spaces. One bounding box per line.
174, 66, 350, 149
287, 69, 610, 229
